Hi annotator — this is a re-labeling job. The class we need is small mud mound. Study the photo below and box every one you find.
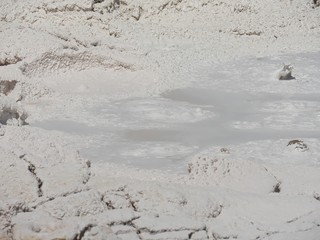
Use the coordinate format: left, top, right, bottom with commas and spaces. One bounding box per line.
287, 139, 309, 152
20, 51, 134, 77
277, 64, 295, 80
188, 153, 279, 194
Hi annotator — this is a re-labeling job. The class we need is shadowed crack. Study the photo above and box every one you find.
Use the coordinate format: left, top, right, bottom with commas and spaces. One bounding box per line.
72, 224, 95, 240
82, 159, 91, 185
125, 192, 138, 212
31, 188, 91, 209
256, 210, 318, 240
108, 216, 140, 227
19, 154, 43, 197
264, 167, 281, 193
212, 231, 238, 240
99, 192, 116, 210
257, 226, 319, 240
104, 200, 116, 210
286, 211, 314, 224
272, 182, 281, 193
188, 230, 208, 239
122, 186, 138, 211
43, 4, 94, 13
136, 227, 207, 240
132, 218, 207, 237
102, 185, 139, 211
137, 227, 206, 235
313, 193, 320, 201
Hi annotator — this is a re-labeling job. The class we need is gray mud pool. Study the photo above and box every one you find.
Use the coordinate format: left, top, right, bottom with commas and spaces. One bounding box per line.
33, 87, 320, 172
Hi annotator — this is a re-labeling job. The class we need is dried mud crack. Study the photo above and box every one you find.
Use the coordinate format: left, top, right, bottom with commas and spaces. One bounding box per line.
125, 193, 138, 212
73, 223, 95, 240
264, 167, 282, 193
31, 188, 91, 209
101, 185, 139, 212
82, 159, 91, 185
19, 154, 43, 197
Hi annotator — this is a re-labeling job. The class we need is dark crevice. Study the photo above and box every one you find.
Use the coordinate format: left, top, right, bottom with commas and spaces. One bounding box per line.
28, 163, 43, 197
272, 182, 281, 193
82, 159, 91, 185
108, 216, 140, 227
138, 228, 172, 234
265, 231, 280, 237
212, 232, 238, 240
100, 192, 118, 210
93, 0, 104, 4
73, 38, 88, 48
73, 224, 94, 240
264, 167, 282, 193
19, 154, 43, 197
125, 193, 138, 212
61, 188, 87, 197
103, 185, 139, 211
32, 188, 90, 209
264, 167, 279, 181
136, 226, 207, 235
104, 198, 116, 210
286, 211, 314, 225
188, 231, 195, 239
44, 5, 94, 14
121, 186, 138, 212
286, 216, 300, 223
